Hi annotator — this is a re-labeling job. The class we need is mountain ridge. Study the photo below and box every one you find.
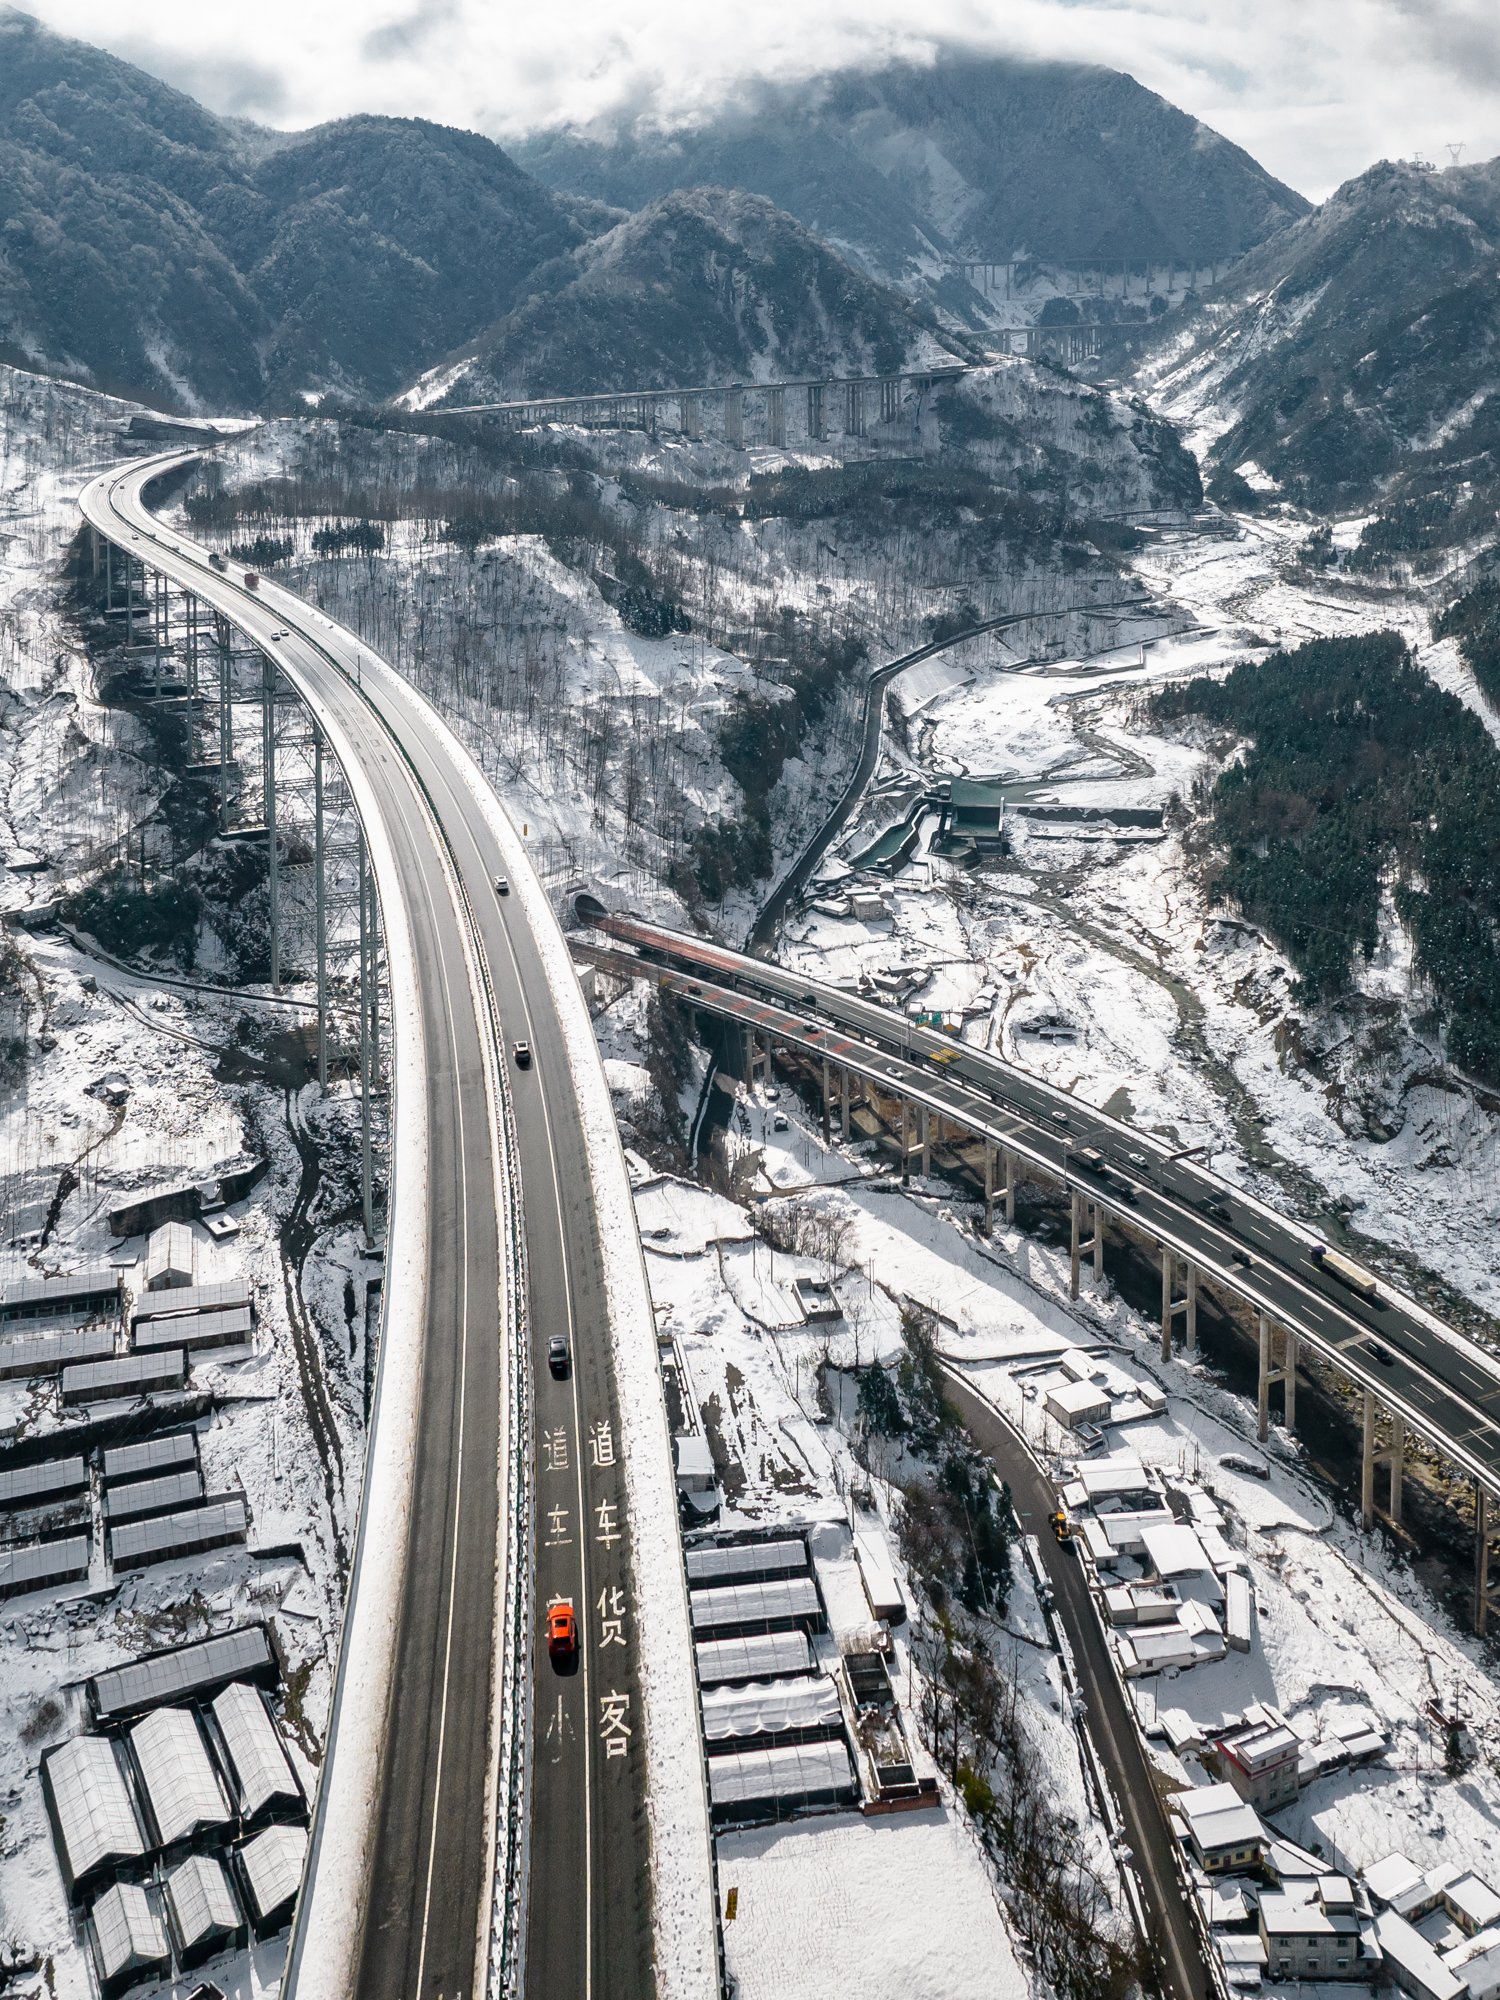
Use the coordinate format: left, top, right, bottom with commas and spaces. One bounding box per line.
423, 185, 973, 405
1140, 153, 1500, 531
516, 52, 1311, 296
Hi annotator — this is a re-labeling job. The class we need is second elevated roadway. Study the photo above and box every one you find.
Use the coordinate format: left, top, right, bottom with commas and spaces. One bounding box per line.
584, 911, 1500, 1502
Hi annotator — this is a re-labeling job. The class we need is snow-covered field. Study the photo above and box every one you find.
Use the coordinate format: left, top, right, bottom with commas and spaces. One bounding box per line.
779, 505, 1500, 1330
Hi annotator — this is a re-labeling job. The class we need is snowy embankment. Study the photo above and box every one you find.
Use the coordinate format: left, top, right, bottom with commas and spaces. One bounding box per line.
358, 655, 719, 1999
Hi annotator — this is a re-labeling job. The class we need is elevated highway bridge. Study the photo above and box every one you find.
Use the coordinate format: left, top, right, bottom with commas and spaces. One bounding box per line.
80, 457, 700, 2000
579, 910, 1500, 1630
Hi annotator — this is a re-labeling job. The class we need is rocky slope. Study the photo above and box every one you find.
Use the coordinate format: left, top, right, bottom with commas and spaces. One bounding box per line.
1141, 155, 1500, 536
516, 53, 1309, 293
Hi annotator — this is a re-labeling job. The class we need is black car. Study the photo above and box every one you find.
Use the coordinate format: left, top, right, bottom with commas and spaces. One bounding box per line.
513, 1040, 532, 1069
548, 1335, 570, 1378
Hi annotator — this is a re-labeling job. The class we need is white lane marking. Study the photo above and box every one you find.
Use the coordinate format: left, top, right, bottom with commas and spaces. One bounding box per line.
428, 770, 597, 2000
414, 895, 477, 1996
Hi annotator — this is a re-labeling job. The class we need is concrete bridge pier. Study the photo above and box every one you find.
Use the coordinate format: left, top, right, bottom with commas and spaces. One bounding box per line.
981, 1146, 1016, 1233
841, 1066, 851, 1141
820, 1056, 831, 1144
681, 392, 701, 440
901, 1098, 911, 1185
879, 378, 899, 424
919, 1107, 930, 1177
806, 382, 825, 442
260, 652, 281, 990
724, 388, 744, 447
1360, 1397, 1407, 1531
845, 381, 866, 437
1475, 1486, 1500, 1635
767, 385, 786, 449
1159, 1251, 1198, 1361
1257, 1315, 1298, 1440
1069, 1192, 1102, 1301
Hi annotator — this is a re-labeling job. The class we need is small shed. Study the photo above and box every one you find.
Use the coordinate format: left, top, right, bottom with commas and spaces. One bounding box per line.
685, 1538, 808, 1589
103, 1468, 206, 1523
0, 1535, 91, 1600
144, 1222, 195, 1292
127, 1706, 232, 1849
108, 1495, 248, 1572
210, 1682, 304, 1826
689, 1576, 824, 1639
695, 1631, 813, 1687
706, 1739, 857, 1826
102, 1431, 199, 1487
1045, 1378, 1112, 1430
41, 1736, 148, 1898
61, 1349, 186, 1406
0, 1456, 88, 1510
88, 1623, 277, 1725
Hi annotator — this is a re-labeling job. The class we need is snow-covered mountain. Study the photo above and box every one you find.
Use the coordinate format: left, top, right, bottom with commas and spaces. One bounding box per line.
516, 53, 1309, 297
423, 187, 972, 404
1141, 155, 1500, 532
0, 10, 591, 410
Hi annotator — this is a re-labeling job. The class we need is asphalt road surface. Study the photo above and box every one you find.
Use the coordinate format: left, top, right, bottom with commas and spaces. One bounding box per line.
940, 1367, 1212, 2000
593, 915, 1500, 1498
82, 457, 651, 2000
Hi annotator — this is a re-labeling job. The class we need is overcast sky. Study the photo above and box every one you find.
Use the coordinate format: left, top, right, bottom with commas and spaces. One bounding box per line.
24, 0, 1500, 199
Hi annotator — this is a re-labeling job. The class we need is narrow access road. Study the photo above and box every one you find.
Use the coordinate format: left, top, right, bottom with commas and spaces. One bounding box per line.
940, 1365, 1212, 2000
748, 601, 1144, 953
